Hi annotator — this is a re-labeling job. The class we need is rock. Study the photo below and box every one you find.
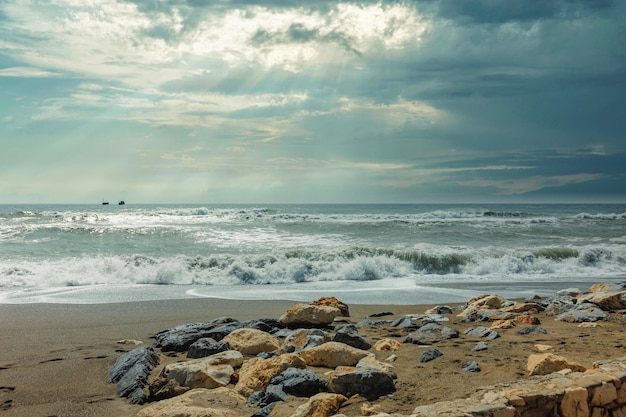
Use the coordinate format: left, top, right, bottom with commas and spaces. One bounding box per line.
490, 319, 516, 330
368, 311, 394, 317
467, 294, 507, 309
560, 386, 589, 417
116, 339, 143, 345
556, 304, 607, 323
162, 350, 244, 389
279, 304, 341, 326
517, 325, 548, 335
299, 341, 370, 368
424, 306, 453, 315
292, 393, 348, 417
188, 338, 230, 359
204, 319, 283, 342
527, 353, 586, 376
153, 317, 237, 352
534, 344, 553, 352
328, 367, 396, 400
268, 368, 327, 397
147, 377, 190, 401
419, 349, 443, 363
580, 290, 626, 310
136, 387, 249, 417
222, 328, 280, 356
464, 326, 500, 340
516, 314, 541, 325
588, 282, 626, 293
332, 324, 372, 350
461, 361, 481, 372
251, 403, 276, 417
421, 314, 450, 323
404, 323, 459, 345
311, 296, 350, 317
373, 339, 402, 352
472, 342, 489, 352
501, 302, 545, 313
235, 353, 306, 396
357, 354, 397, 378
282, 329, 331, 353
355, 318, 393, 328
108, 346, 160, 404
390, 315, 420, 328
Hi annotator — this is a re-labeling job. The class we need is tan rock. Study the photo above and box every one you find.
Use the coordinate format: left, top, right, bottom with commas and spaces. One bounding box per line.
235, 353, 306, 396
279, 304, 341, 326
373, 339, 402, 352
527, 353, 586, 376
292, 393, 347, 417
136, 388, 249, 417
490, 319, 516, 330
310, 296, 350, 317
467, 294, 507, 309
501, 302, 545, 313
299, 342, 369, 368
579, 290, 626, 310
560, 387, 589, 417
516, 314, 541, 325
589, 382, 618, 406
162, 350, 244, 389
534, 344, 554, 352
222, 328, 280, 356
360, 402, 382, 416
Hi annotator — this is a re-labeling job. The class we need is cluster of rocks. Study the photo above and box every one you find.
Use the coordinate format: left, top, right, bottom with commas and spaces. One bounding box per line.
107, 283, 626, 417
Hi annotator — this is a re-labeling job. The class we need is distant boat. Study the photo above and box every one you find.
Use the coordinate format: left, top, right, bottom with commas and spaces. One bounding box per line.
102, 201, 110, 205
118, 200, 125, 205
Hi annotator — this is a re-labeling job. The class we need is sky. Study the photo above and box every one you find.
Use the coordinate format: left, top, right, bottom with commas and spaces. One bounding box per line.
1, 0, 625, 204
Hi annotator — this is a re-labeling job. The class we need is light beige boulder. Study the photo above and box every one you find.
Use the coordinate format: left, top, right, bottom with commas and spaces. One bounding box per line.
373, 338, 402, 352
136, 387, 249, 417
299, 342, 369, 368
222, 328, 280, 356
279, 304, 341, 326
235, 353, 306, 396
580, 291, 626, 310
527, 353, 586, 376
501, 302, 545, 313
162, 350, 243, 389
291, 393, 348, 417
356, 354, 397, 378
560, 387, 589, 417
467, 294, 508, 309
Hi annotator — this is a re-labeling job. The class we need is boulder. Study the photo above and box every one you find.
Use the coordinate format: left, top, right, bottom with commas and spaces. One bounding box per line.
187, 338, 230, 359
153, 317, 237, 352
580, 290, 626, 310
136, 387, 249, 417
419, 349, 443, 363
162, 350, 244, 389
147, 377, 190, 401
527, 353, 586, 376
107, 346, 160, 404
279, 304, 341, 326
461, 361, 481, 372
390, 315, 420, 328
332, 324, 372, 350
373, 339, 402, 352
310, 296, 350, 317
467, 294, 507, 309
490, 319, 516, 330
501, 302, 545, 313
299, 342, 370, 368
357, 354, 397, 378
235, 353, 306, 396
268, 368, 327, 397
424, 306, 453, 315
464, 326, 500, 340
472, 342, 489, 352
203, 319, 283, 342
222, 328, 280, 356
517, 325, 547, 335
556, 304, 607, 323
292, 393, 348, 417
404, 323, 459, 345
328, 367, 396, 400
282, 329, 330, 353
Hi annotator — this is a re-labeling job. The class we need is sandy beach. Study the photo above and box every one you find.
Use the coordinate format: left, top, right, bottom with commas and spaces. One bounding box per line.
1, 296, 625, 417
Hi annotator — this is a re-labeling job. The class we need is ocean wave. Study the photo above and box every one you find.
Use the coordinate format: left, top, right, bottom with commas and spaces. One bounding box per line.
1, 245, 624, 289
576, 212, 626, 220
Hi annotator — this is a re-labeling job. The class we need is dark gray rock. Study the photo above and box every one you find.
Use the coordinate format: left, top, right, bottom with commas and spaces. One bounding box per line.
108, 346, 160, 404
187, 338, 230, 359
516, 325, 548, 335
390, 315, 420, 328
251, 403, 276, 417
429, 306, 453, 314
203, 318, 282, 342
419, 349, 443, 363
269, 368, 327, 397
421, 314, 449, 323
472, 342, 489, 352
461, 361, 481, 372
368, 311, 394, 317
355, 318, 393, 328
404, 323, 459, 345
282, 329, 330, 353
152, 317, 237, 352
464, 326, 500, 340
333, 324, 372, 350
328, 368, 395, 400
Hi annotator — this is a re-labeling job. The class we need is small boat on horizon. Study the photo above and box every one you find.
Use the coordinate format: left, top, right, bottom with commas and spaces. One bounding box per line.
102, 201, 109, 205
118, 200, 125, 205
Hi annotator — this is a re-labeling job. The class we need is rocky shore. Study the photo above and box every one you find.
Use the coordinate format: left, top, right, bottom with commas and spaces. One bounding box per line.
108, 282, 626, 417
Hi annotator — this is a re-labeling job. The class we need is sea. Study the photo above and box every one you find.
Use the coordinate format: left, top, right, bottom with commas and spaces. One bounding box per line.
0, 203, 625, 305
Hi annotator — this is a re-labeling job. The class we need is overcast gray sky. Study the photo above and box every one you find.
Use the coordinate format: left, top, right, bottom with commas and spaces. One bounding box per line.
1, 0, 624, 204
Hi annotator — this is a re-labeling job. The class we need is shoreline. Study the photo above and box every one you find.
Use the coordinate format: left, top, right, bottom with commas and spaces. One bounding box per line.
1, 290, 625, 416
